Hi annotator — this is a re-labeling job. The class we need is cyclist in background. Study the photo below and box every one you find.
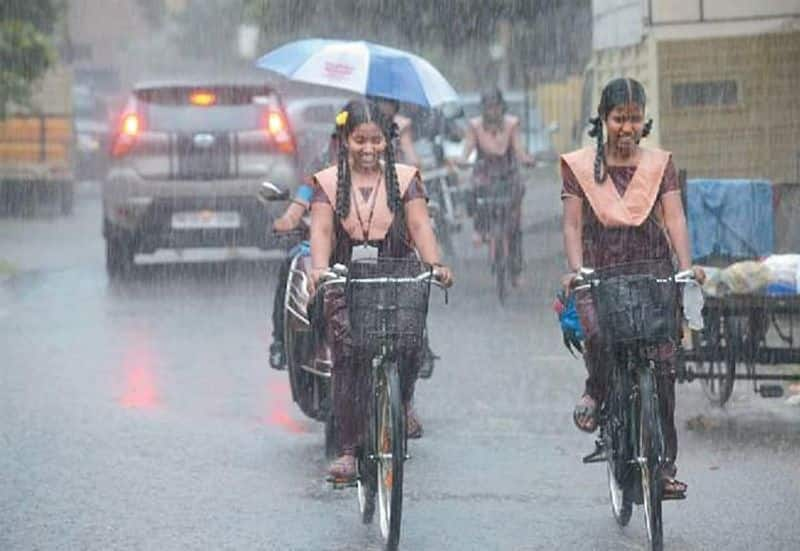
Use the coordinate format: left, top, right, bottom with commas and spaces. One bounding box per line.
458, 87, 535, 286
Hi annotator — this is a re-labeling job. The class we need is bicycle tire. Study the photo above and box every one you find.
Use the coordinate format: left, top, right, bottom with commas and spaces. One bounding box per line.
605, 363, 633, 526
376, 362, 405, 550
495, 238, 507, 305
638, 365, 664, 551
696, 314, 736, 407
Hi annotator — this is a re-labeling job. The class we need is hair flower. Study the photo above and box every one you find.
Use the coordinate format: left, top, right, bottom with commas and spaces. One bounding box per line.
335, 110, 348, 127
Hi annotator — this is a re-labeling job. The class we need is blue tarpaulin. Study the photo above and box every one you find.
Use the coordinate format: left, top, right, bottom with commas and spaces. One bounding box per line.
686, 179, 774, 262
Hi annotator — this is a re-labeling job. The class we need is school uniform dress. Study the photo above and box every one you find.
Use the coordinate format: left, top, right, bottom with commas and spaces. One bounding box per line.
560, 146, 682, 475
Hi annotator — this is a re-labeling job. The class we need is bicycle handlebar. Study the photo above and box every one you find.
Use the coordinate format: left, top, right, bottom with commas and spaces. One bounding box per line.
570, 268, 697, 291
316, 267, 448, 294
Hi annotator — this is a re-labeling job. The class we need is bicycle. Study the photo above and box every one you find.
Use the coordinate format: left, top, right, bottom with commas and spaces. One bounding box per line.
475, 179, 515, 304
317, 258, 446, 550
573, 265, 695, 551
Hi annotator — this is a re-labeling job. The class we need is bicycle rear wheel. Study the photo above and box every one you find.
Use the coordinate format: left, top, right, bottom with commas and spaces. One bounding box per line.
638, 365, 664, 551
376, 362, 405, 550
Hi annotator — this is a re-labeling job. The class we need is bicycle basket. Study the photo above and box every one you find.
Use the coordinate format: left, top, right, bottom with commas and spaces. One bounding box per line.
346, 257, 432, 353
593, 273, 678, 344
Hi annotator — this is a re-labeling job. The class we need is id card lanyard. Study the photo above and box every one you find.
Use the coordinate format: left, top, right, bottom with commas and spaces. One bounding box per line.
351, 170, 383, 243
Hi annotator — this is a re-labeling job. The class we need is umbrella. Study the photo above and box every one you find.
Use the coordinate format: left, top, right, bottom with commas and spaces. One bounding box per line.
256, 39, 459, 109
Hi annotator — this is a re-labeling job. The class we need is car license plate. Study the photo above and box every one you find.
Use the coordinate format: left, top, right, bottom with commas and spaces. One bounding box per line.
171, 210, 240, 229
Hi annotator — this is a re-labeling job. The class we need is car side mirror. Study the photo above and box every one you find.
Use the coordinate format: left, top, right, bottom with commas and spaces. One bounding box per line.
258, 181, 289, 202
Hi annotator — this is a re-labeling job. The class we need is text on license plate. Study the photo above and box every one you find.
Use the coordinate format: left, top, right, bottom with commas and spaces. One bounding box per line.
171, 210, 241, 229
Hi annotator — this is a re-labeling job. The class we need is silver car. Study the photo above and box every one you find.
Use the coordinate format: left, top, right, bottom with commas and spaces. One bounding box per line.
103, 81, 300, 277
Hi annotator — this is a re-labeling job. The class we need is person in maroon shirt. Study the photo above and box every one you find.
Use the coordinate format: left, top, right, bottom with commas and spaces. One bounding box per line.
308, 100, 453, 481
560, 78, 704, 498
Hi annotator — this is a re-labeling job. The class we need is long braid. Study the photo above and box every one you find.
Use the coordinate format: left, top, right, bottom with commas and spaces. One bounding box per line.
588, 116, 606, 183
384, 121, 403, 214
334, 126, 351, 220
382, 118, 408, 243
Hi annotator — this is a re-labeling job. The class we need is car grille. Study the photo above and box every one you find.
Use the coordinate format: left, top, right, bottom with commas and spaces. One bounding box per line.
175, 133, 232, 179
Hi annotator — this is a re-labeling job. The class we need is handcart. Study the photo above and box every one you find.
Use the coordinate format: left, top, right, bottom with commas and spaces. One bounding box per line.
678, 293, 800, 406
677, 176, 800, 406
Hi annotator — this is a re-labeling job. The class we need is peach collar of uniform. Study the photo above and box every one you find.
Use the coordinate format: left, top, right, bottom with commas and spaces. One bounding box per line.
560, 146, 671, 228
313, 163, 419, 241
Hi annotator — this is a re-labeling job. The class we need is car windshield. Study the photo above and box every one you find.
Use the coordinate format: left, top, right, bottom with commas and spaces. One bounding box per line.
135, 86, 277, 132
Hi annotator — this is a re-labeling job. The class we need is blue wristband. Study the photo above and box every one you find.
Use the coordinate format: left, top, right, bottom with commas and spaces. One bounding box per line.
295, 184, 313, 204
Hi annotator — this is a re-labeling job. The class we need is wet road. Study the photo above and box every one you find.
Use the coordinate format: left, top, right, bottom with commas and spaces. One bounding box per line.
1, 174, 799, 550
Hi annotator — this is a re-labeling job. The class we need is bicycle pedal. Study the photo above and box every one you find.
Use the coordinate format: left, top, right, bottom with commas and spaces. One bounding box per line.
662, 492, 687, 501
582, 444, 607, 464
326, 476, 358, 489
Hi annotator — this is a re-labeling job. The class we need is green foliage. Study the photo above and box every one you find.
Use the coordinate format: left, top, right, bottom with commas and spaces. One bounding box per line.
0, 0, 58, 117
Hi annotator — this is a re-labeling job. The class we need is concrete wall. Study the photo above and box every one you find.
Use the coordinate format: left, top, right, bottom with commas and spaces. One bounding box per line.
658, 30, 800, 183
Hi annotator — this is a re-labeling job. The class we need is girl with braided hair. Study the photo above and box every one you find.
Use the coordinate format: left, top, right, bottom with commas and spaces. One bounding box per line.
308, 100, 453, 481
560, 77, 704, 498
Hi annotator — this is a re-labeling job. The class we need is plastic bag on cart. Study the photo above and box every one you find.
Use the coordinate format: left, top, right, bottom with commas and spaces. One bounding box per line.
718, 261, 771, 296
762, 254, 800, 295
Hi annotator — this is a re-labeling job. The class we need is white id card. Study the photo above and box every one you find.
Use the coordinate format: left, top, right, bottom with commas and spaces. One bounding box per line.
351, 244, 379, 261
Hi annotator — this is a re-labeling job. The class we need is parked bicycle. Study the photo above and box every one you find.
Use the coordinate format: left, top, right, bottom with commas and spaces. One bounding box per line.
573, 266, 696, 551
317, 258, 447, 551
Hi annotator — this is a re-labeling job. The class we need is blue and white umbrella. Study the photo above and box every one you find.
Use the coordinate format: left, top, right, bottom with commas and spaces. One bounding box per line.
256, 39, 459, 109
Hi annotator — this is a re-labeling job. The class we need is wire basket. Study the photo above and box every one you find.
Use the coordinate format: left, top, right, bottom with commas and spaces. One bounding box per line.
346, 257, 432, 354
592, 268, 678, 344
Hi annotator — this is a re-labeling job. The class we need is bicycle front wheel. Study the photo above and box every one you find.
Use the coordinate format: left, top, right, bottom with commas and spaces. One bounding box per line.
494, 237, 507, 304
606, 364, 634, 526
638, 365, 664, 551
376, 362, 405, 550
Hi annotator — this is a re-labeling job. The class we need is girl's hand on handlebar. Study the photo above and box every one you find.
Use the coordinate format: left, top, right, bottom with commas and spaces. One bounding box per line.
561, 272, 579, 295
691, 265, 706, 285
307, 266, 328, 295
433, 264, 454, 288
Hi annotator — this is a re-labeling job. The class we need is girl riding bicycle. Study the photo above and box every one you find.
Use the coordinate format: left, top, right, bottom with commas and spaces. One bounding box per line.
459, 88, 535, 286
307, 100, 453, 481
561, 78, 704, 498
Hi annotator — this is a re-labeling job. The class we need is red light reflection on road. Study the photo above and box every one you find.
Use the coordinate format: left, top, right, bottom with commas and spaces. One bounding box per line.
119, 331, 160, 409
264, 379, 306, 434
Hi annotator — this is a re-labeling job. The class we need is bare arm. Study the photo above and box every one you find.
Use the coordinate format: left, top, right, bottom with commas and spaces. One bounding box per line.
510, 121, 535, 165
458, 123, 477, 164
562, 196, 583, 272
405, 198, 440, 264
660, 191, 692, 271
273, 201, 307, 232
309, 201, 334, 289
405, 198, 454, 286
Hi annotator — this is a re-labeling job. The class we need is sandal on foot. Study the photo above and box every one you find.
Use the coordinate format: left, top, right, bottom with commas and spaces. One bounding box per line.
662, 477, 687, 499
573, 394, 598, 433
328, 454, 356, 481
